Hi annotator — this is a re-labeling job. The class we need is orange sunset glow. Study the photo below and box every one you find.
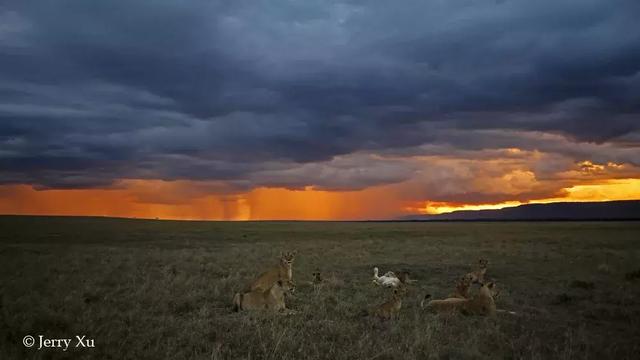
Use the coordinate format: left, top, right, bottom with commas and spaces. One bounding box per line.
1, 177, 639, 220
0, 182, 406, 220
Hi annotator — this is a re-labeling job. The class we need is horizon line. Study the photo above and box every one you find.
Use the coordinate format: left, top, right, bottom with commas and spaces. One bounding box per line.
1, 199, 639, 222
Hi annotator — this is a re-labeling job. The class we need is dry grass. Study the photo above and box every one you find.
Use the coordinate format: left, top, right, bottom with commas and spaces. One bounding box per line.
1, 217, 639, 359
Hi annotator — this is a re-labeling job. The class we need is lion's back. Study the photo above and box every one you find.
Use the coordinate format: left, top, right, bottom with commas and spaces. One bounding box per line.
250, 267, 279, 291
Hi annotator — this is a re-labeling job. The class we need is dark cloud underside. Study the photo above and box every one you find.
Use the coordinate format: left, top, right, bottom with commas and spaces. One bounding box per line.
0, 0, 639, 190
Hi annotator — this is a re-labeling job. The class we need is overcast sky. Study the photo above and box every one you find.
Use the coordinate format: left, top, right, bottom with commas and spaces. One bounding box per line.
1, 1, 639, 219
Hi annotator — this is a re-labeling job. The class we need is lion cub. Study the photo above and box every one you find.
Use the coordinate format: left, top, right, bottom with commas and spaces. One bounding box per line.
371, 286, 407, 320
312, 270, 323, 285
466, 258, 489, 285
233, 279, 295, 312
250, 251, 297, 292
422, 282, 498, 316
448, 274, 473, 299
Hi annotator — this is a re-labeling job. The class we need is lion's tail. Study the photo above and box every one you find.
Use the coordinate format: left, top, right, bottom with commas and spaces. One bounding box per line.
420, 294, 432, 309
232, 293, 243, 312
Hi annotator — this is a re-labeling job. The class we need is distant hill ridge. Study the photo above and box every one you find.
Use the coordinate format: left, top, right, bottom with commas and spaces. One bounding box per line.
400, 200, 640, 221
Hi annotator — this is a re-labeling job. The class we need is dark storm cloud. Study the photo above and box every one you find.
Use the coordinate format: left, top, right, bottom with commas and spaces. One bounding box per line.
1, 0, 639, 190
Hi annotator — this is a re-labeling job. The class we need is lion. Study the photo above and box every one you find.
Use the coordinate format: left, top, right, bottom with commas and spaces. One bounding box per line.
421, 281, 498, 316
448, 274, 474, 299
370, 286, 407, 320
312, 269, 323, 285
250, 251, 297, 292
233, 279, 295, 312
466, 258, 489, 285
372, 267, 401, 287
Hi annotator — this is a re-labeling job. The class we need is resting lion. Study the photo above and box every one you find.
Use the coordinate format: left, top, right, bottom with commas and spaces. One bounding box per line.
421, 282, 498, 316
233, 279, 295, 312
372, 267, 401, 288
448, 274, 473, 299
250, 251, 296, 292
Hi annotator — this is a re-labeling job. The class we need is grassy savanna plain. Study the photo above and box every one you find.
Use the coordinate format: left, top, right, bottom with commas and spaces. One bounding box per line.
1, 217, 639, 359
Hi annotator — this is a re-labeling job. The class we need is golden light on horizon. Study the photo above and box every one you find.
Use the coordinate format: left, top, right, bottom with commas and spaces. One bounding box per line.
419, 178, 640, 215
562, 178, 640, 201
421, 201, 525, 215
0, 178, 638, 220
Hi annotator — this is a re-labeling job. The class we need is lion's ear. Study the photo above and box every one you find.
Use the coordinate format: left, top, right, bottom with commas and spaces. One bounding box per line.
487, 282, 495, 289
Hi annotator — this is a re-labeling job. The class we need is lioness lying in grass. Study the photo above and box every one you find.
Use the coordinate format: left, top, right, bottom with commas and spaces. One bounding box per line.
421, 282, 498, 316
